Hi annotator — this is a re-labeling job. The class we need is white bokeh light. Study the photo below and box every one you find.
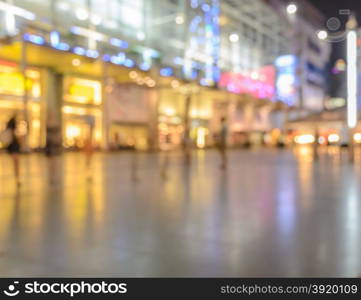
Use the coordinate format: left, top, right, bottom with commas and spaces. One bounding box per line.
229, 33, 239, 43
286, 3, 297, 14
317, 30, 328, 40
75, 8, 88, 21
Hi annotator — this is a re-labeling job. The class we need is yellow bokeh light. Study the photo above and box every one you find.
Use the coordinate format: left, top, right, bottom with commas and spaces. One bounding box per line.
328, 134, 340, 143
354, 133, 361, 143
67, 78, 102, 105
197, 127, 207, 148
294, 134, 315, 144
66, 125, 81, 139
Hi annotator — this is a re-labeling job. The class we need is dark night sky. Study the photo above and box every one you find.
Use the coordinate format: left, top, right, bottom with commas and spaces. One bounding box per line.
308, 1, 361, 96
311, 0, 361, 20
310, 0, 361, 62
310, 0, 361, 59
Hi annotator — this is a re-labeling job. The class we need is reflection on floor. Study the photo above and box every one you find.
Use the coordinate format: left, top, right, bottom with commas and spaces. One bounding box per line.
0, 147, 360, 277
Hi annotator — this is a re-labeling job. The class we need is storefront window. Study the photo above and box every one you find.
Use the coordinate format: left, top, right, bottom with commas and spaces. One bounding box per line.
62, 106, 102, 149
158, 122, 184, 150
110, 124, 148, 150
64, 77, 102, 105
62, 76, 103, 149
106, 84, 151, 151
0, 61, 43, 149
0, 62, 41, 98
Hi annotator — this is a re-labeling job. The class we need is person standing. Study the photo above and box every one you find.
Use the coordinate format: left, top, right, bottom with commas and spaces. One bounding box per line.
218, 117, 228, 170
5, 116, 21, 186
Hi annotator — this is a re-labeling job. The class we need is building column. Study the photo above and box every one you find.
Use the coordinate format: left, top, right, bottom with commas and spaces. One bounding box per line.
226, 93, 237, 147
148, 88, 159, 151
42, 69, 63, 147
148, 65, 162, 151
20, 37, 30, 151
244, 102, 255, 132
183, 94, 192, 163
101, 62, 110, 150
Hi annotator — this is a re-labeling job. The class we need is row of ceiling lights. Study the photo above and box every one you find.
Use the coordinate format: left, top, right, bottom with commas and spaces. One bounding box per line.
129, 71, 156, 87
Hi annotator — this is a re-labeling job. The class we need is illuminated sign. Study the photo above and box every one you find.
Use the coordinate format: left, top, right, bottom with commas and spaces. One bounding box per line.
0, 63, 41, 98
275, 55, 299, 106
49, 31, 70, 51
85, 49, 99, 59
23, 33, 45, 45
219, 66, 275, 99
110, 38, 129, 49
72, 46, 86, 56
65, 78, 102, 105
19, 25, 161, 74
275, 55, 297, 68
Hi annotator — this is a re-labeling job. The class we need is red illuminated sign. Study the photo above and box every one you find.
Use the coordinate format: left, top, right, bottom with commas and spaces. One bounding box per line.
219, 66, 275, 99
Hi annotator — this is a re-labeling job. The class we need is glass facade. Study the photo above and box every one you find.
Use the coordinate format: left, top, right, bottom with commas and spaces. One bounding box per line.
0, 0, 289, 82
0, 0, 326, 150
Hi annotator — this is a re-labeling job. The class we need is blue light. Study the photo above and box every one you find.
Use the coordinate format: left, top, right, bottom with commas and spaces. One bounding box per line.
86, 49, 99, 58
118, 52, 126, 60
160, 67, 173, 77
174, 57, 183, 65
73, 47, 86, 55
23, 33, 45, 45
109, 53, 126, 65
191, 70, 198, 79
190, 16, 202, 32
110, 38, 129, 49
202, 3, 210, 12
184, 0, 220, 82
70, 27, 81, 35
191, 0, 198, 8
213, 66, 221, 81
110, 56, 122, 65
54, 42, 70, 51
124, 58, 135, 68
103, 54, 111, 62
50, 31, 60, 45
142, 48, 160, 59
139, 62, 151, 71
275, 55, 297, 68
110, 53, 126, 65
205, 24, 213, 34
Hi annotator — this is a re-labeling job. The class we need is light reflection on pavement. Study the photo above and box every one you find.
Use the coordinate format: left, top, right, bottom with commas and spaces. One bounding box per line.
0, 148, 360, 277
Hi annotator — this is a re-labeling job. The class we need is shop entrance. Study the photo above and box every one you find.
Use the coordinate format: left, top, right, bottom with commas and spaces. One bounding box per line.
109, 124, 148, 151
158, 123, 184, 151
63, 115, 95, 149
62, 76, 102, 150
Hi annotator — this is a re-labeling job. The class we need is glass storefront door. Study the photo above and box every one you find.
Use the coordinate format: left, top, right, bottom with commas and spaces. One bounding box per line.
62, 76, 102, 149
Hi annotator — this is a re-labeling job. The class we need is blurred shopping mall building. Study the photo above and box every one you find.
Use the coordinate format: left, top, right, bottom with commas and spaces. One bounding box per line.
0, 0, 331, 151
